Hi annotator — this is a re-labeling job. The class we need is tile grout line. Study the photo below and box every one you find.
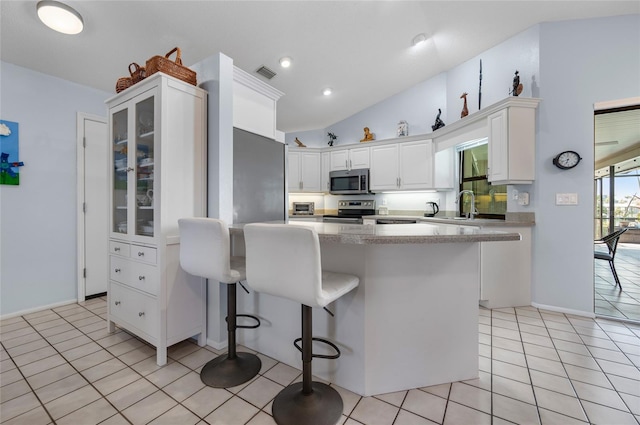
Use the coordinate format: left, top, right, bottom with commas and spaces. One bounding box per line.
569, 317, 640, 421
22, 304, 135, 425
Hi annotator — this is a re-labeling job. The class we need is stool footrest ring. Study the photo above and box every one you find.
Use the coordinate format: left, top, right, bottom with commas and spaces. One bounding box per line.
234, 314, 261, 329
294, 337, 341, 359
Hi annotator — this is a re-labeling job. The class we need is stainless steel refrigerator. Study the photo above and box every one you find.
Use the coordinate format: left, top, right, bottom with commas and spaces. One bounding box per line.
232, 127, 286, 223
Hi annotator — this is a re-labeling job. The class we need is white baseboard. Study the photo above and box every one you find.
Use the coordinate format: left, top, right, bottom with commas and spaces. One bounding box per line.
206, 338, 228, 351
531, 302, 595, 319
1, 299, 78, 321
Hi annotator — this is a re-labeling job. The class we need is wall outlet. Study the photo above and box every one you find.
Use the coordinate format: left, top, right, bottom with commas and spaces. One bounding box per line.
512, 189, 519, 200
556, 193, 578, 205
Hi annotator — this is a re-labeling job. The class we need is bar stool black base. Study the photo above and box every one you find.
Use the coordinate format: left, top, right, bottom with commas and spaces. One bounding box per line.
200, 352, 261, 388
272, 381, 343, 425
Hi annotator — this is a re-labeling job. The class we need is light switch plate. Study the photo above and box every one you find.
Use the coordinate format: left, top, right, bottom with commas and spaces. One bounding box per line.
556, 193, 578, 205
518, 192, 529, 206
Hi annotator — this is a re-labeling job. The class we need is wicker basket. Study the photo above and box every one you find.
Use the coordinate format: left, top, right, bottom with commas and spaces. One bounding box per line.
129, 62, 146, 83
115, 76, 133, 93
115, 62, 146, 93
146, 47, 197, 86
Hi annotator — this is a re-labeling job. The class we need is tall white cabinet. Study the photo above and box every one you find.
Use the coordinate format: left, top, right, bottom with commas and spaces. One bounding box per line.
106, 73, 208, 366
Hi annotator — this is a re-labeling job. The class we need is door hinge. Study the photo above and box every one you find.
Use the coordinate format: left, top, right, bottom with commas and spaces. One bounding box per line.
83, 202, 86, 213
83, 136, 86, 148
83, 268, 86, 278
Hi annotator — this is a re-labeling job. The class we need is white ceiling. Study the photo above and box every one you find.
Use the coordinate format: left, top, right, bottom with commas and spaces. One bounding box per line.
595, 108, 640, 170
1, 1, 638, 134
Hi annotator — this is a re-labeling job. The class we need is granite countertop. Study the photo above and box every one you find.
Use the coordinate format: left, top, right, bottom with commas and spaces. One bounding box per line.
230, 221, 521, 245
365, 214, 535, 227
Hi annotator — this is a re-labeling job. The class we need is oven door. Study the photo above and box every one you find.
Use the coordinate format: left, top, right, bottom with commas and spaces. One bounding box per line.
322, 215, 363, 224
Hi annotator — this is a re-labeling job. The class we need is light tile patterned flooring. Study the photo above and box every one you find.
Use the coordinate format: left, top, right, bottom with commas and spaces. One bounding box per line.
2, 298, 640, 425
595, 243, 640, 322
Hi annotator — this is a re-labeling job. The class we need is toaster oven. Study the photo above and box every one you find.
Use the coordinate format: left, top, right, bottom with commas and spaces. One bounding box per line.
292, 202, 315, 215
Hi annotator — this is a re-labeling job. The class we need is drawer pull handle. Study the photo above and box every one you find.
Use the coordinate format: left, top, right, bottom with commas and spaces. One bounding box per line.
138, 312, 145, 317
114, 247, 120, 252
138, 275, 145, 280
115, 268, 121, 273
115, 301, 121, 306
138, 252, 144, 257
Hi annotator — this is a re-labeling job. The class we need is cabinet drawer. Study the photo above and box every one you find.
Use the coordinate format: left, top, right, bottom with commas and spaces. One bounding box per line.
109, 241, 130, 257
130, 244, 157, 264
110, 256, 159, 296
109, 282, 158, 339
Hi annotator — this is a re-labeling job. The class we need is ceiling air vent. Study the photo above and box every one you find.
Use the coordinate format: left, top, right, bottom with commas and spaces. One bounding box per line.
255, 65, 276, 80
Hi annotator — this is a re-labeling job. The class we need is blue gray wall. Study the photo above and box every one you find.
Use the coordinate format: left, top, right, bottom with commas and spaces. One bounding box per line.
0, 62, 109, 316
534, 15, 640, 312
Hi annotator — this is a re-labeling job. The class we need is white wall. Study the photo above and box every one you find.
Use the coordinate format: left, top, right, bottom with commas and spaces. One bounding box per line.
0, 62, 110, 316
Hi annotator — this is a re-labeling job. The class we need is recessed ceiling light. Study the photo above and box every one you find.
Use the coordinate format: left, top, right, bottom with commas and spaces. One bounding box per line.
279, 57, 292, 68
322, 88, 332, 96
412, 33, 427, 47
37, 0, 84, 35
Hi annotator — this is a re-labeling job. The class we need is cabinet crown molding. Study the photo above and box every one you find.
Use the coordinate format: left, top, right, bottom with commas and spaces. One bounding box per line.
233, 66, 284, 101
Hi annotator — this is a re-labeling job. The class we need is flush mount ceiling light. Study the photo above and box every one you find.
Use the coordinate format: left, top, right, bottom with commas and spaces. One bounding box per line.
322, 88, 332, 96
412, 33, 427, 47
279, 57, 292, 68
37, 1, 84, 35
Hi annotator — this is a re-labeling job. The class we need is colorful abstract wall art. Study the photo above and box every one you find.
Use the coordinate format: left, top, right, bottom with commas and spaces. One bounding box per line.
0, 120, 24, 185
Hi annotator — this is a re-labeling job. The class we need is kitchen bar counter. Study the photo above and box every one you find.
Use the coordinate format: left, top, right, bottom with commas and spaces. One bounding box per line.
228, 221, 522, 396
231, 221, 520, 244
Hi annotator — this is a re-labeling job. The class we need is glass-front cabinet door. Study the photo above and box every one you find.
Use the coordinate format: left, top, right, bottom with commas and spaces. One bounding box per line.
111, 91, 156, 239
112, 107, 129, 235
134, 96, 155, 238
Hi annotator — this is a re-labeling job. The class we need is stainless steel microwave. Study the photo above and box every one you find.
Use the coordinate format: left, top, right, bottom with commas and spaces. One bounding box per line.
329, 168, 370, 195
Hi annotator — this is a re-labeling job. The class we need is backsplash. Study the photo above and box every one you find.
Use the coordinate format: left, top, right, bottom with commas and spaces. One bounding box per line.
289, 192, 447, 214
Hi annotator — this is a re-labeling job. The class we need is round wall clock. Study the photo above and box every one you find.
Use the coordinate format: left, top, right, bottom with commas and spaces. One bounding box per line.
552, 150, 582, 170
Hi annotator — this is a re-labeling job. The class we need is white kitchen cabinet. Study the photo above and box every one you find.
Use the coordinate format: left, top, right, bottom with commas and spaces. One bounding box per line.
370, 144, 399, 190
433, 147, 455, 190
329, 146, 370, 171
321, 151, 330, 192
370, 140, 433, 191
487, 106, 536, 185
288, 150, 321, 192
106, 73, 207, 366
479, 226, 532, 309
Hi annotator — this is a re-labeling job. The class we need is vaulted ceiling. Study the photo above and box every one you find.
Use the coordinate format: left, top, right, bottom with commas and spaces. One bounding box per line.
1, 1, 638, 137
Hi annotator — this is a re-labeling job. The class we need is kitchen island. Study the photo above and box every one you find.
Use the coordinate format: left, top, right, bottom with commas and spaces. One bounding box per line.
228, 221, 520, 396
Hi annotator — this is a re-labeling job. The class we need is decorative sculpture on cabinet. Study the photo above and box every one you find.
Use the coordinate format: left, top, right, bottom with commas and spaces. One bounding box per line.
327, 132, 337, 147
360, 127, 375, 142
460, 92, 469, 118
510, 70, 523, 96
432, 109, 445, 131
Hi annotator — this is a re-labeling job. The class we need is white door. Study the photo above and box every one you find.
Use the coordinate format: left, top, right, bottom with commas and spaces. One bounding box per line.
77, 113, 108, 299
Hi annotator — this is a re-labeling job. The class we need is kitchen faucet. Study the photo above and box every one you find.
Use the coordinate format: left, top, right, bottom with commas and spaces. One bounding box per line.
456, 190, 477, 220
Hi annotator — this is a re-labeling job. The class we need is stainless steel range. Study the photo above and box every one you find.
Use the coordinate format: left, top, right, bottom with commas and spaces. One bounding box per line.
323, 199, 376, 224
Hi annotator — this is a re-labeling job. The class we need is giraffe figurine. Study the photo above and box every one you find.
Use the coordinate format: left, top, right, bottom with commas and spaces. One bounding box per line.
460, 92, 469, 118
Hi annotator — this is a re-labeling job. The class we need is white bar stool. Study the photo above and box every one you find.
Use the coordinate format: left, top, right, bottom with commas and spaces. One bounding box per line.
178, 218, 261, 388
244, 223, 359, 425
